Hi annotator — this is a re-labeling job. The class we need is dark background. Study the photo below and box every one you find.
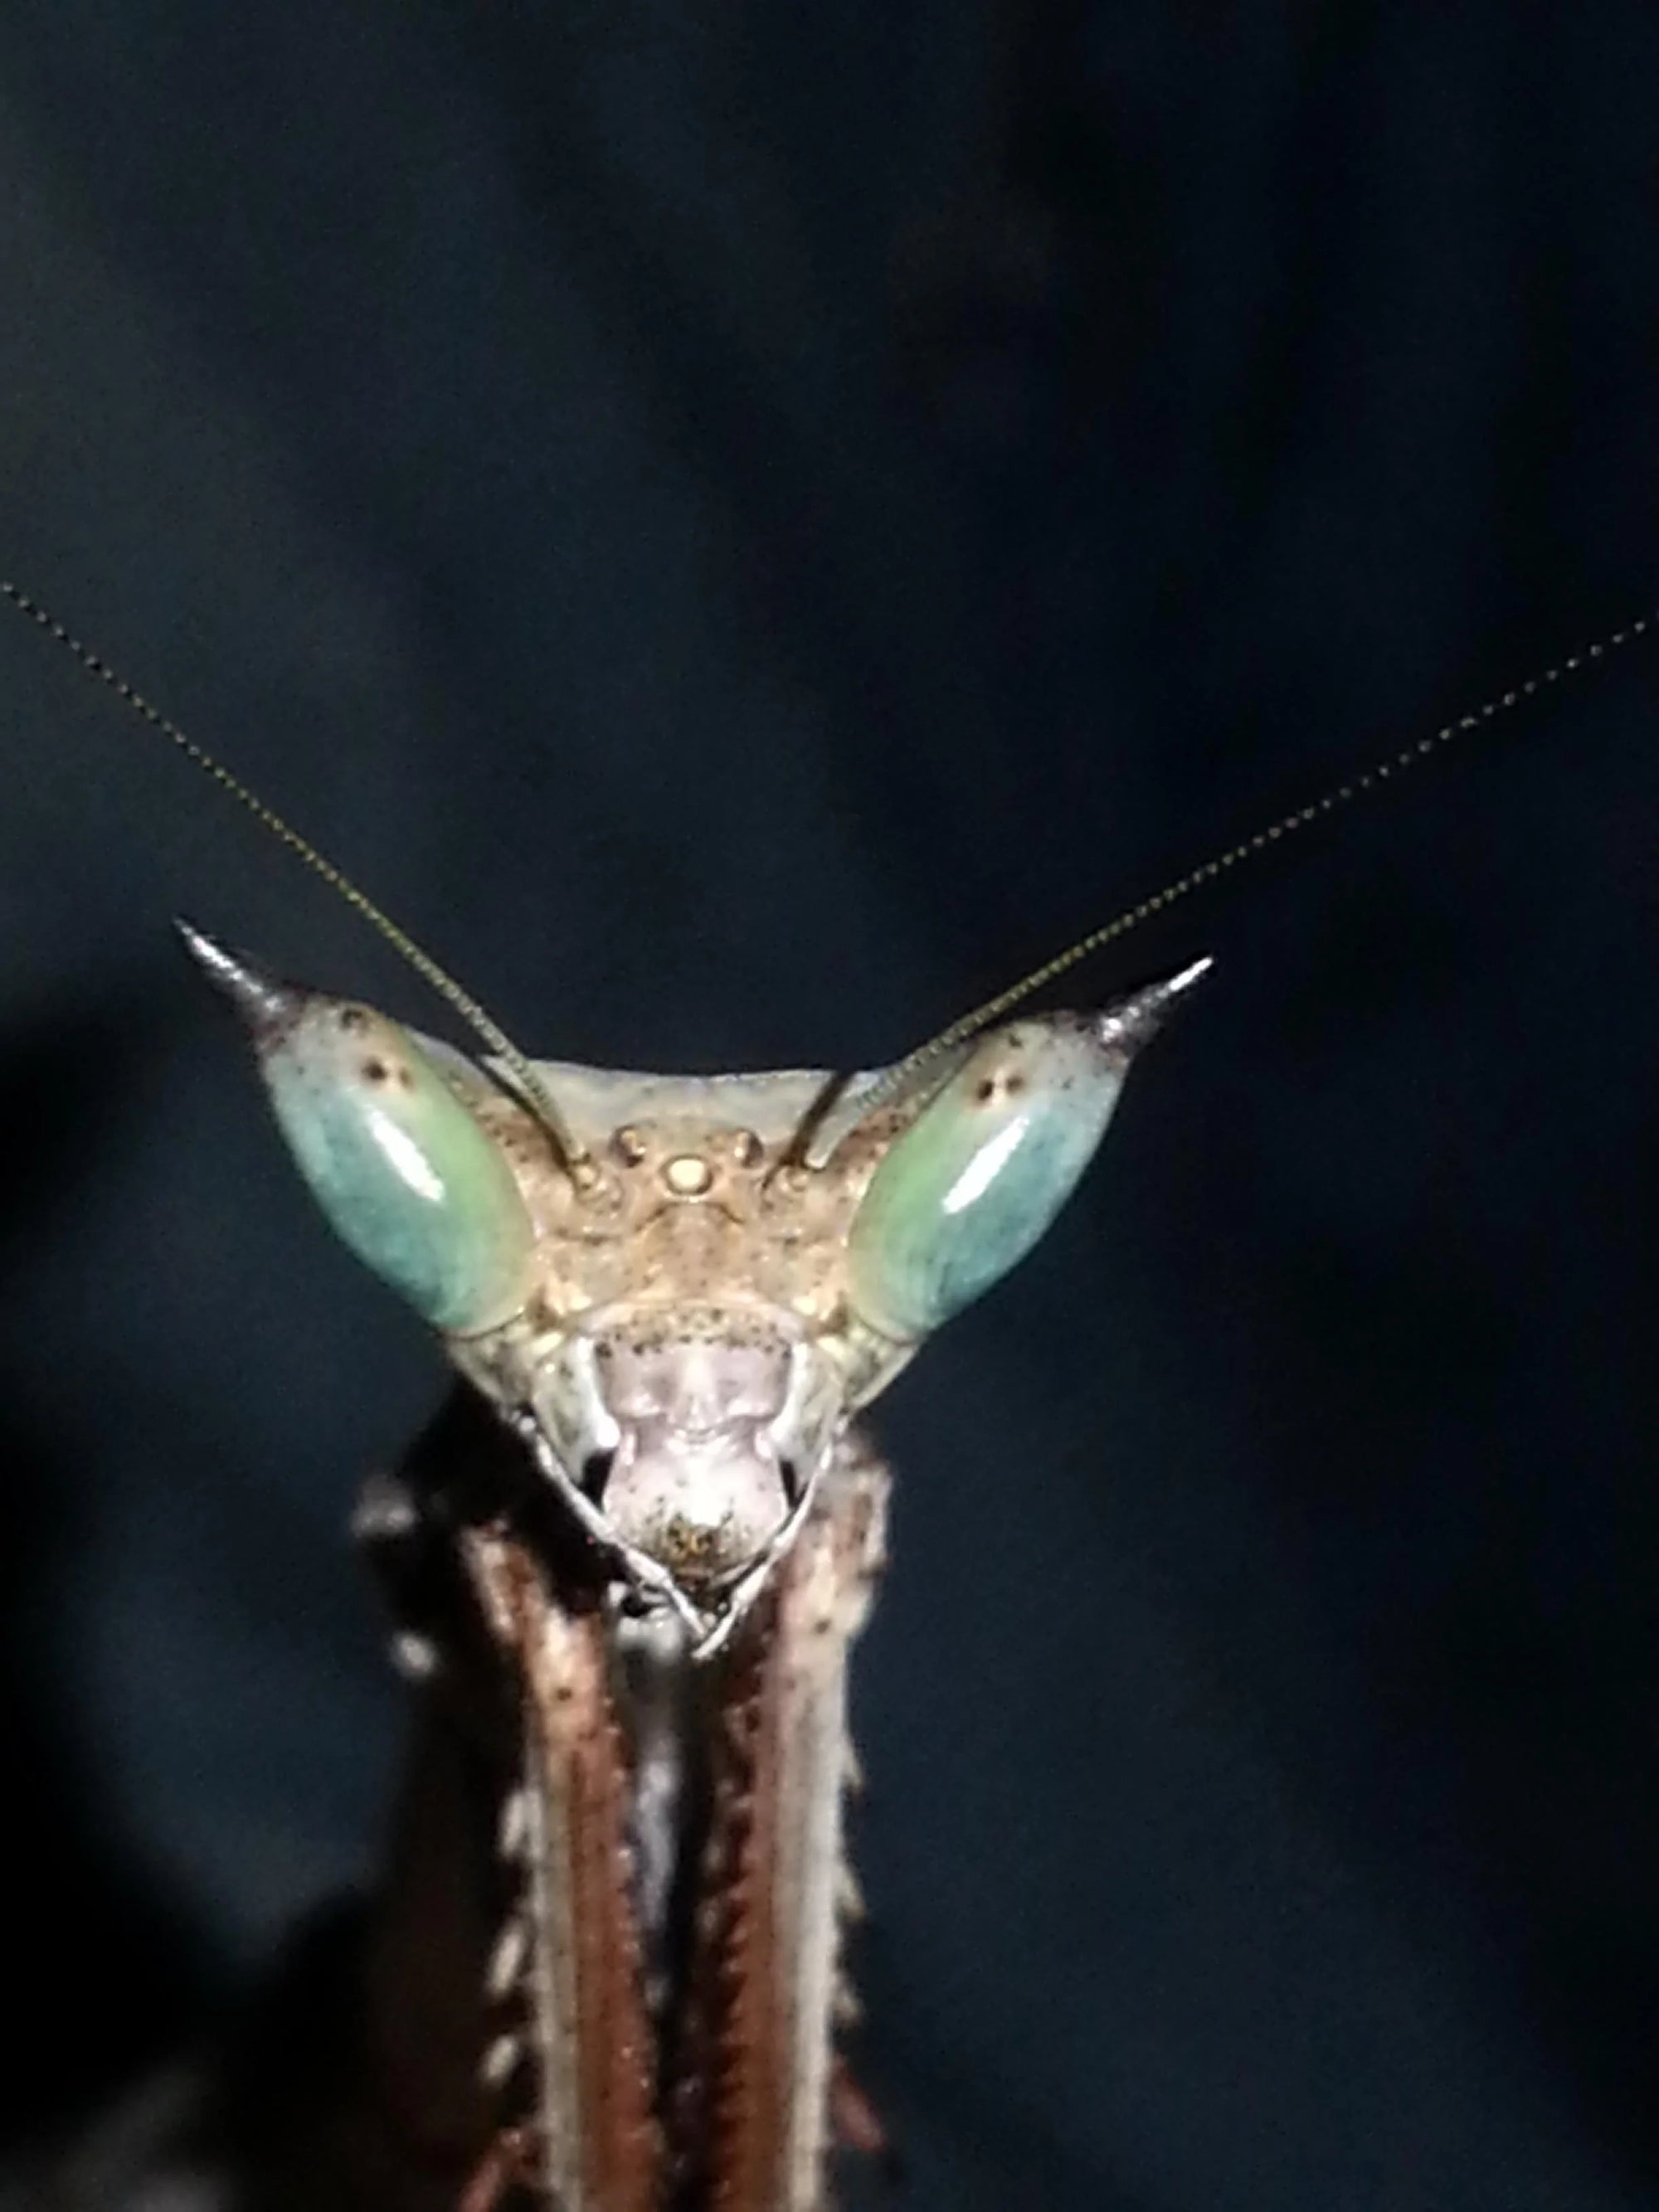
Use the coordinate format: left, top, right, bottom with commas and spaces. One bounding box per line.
0, 6, 1657, 2206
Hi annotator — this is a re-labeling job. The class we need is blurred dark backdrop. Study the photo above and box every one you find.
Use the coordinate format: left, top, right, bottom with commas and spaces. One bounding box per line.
1, 6, 1657, 2206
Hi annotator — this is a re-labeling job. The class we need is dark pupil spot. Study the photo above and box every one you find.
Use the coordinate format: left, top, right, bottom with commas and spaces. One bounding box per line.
975, 1077, 996, 1102
362, 1057, 388, 1084
580, 1451, 615, 1504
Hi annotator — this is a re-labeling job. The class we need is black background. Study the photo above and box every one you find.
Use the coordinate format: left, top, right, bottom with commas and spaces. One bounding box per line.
2, 7, 1657, 2207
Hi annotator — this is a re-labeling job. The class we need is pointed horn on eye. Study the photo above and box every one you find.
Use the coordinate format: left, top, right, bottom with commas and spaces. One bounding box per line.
1096, 955, 1214, 1055
173, 916, 304, 1041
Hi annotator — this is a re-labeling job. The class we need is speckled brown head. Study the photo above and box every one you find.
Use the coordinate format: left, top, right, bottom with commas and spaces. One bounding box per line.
180, 926, 1206, 1645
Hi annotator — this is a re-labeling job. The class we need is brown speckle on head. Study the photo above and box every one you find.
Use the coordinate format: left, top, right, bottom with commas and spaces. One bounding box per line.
574, 1165, 625, 1218
663, 1515, 726, 1580
338, 1006, 370, 1034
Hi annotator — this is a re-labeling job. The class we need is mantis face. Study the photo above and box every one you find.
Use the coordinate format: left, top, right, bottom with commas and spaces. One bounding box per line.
182, 922, 1206, 1639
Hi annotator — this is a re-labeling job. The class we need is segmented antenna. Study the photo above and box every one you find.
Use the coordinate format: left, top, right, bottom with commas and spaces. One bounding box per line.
872, 609, 1654, 1107
2, 581, 592, 1171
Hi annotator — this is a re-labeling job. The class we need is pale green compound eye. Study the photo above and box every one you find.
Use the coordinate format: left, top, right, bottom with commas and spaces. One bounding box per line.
178, 923, 535, 1334
845, 963, 1209, 1343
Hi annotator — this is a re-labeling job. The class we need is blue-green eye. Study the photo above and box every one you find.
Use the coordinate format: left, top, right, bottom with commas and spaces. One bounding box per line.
179, 925, 535, 1334
845, 964, 1208, 1342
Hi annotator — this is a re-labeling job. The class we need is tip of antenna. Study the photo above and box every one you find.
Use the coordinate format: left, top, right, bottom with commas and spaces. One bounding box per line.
1095, 955, 1214, 1055
173, 917, 304, 1038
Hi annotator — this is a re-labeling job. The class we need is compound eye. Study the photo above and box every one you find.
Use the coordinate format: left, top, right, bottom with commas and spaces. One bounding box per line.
844, 964, 1206, 1344
845, 1019, 1126, 1340
181, 927, 535, 1334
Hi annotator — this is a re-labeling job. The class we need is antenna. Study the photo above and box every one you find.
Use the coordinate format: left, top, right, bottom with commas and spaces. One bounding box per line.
873, 608, 1655, 1106
2, 581, 592, 1173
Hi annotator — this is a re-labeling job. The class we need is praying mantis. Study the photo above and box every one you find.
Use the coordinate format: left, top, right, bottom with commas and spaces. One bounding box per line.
3, 19, 1657, 2210
7, 579, 1652, 2212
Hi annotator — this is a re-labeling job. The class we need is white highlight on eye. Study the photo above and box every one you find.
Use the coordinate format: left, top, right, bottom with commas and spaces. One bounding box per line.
368, 1108, 446, 1203
941, 1113, 1029, 1214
